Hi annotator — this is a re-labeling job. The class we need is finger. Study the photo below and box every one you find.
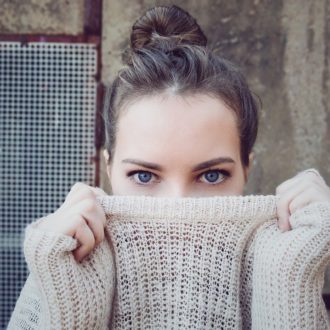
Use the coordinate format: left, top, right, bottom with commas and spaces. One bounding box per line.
276, 180, 310, 232
62, 189, 94, 211
288, 190, 314, 215
276, 169, 324, 195
76, 199, 106, 244
296, 168, 320, 179
67, 199, 106, 245
296, 169, 327, 186
288, 185, 325, 214
63, 182, 92, 206
276, 174, 305, 195
66, 196, 106, 225
80, 210, 105, 246
62, 184, 107, 212
89, 187, 108, 207
276, 196, 291, 232
276, 175, 305, 195
89, 186, 108, 197
72, 220, 96, 262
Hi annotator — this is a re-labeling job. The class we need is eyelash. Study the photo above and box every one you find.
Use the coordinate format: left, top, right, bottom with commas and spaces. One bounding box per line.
126, 169, 231, 186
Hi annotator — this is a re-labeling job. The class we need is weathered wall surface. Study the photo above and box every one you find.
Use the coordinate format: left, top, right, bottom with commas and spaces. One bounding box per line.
102, 0, 330, 197
0, 0, 84, 34
103, 0, 330, 297
1, 0, 330, 293
1, 0, 328, 196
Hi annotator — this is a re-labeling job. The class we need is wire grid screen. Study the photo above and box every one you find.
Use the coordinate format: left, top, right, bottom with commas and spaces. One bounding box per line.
0, 41, 98, 328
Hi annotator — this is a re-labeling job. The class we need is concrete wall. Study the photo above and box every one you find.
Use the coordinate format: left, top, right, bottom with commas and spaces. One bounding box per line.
1, 0, 330, 293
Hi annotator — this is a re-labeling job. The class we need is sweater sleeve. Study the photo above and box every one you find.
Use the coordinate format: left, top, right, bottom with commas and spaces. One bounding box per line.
7, 216, 116, 330
7, 273, 47, 329
239, 219, 275, 330
251, 201, 330, 330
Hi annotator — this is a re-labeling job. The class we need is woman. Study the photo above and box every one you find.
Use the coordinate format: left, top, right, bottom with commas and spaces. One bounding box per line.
37, 5, 330, 264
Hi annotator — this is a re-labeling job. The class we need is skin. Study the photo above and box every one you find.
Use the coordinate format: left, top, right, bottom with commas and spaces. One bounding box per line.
105, 93, 252, 197
38, 92, 330, 263
104, 92, 330, 230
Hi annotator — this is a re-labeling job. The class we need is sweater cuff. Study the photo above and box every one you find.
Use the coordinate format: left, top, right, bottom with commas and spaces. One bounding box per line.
21, 216, 115, 329
23, 217, 78, 274
289, 201, 330, 230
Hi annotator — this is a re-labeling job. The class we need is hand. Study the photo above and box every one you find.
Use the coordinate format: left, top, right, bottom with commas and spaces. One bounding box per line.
275, 168, 330, 232
37, 182, 108, 262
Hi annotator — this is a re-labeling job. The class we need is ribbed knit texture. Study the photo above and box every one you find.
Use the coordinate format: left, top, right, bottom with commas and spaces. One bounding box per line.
7, 195, 330, 329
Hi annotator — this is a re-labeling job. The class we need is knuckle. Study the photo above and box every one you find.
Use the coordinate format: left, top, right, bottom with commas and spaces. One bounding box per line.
288, 203, 295, 214
93, 187, 108, 197
82, 189, 96, 200
77, 231, 95, 251
82, 198, 96, 212
85, 229, 96, 251
95, 231, 105, 246
86, 235, 96, 250
71, 183, 94, 196
75, 216, 87, 229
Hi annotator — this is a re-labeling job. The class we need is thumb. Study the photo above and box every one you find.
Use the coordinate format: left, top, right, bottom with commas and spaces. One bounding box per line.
276, 197, 291, 232
90, 186, 108, 197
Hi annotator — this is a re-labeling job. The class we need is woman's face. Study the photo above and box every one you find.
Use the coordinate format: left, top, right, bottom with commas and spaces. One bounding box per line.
104, 93, 253, 197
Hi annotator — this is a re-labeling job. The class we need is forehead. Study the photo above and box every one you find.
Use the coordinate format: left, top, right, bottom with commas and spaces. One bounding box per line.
116, 93, 241, 162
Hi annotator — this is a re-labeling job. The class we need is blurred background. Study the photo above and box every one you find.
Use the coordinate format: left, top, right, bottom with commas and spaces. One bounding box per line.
1, 0, 329, 328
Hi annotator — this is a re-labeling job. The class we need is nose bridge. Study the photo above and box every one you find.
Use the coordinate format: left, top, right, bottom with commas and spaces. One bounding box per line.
166, 180, 189, 198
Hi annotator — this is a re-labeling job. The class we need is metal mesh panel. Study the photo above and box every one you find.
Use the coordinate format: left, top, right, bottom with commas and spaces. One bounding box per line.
0, 41, 98, 328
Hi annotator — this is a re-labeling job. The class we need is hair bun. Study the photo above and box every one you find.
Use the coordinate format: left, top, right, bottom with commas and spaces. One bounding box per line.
131, 5, 207, 51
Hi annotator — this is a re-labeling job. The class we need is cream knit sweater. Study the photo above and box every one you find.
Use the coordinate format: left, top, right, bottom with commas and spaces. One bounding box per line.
7, 195, 330, 329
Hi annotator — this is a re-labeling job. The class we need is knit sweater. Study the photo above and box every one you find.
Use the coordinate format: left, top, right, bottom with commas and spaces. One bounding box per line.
7, 195, 330, 330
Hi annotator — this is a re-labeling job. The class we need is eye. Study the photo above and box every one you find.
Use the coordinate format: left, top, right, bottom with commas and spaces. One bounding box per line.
127, 170, 158, 185
198, 169, 230, 185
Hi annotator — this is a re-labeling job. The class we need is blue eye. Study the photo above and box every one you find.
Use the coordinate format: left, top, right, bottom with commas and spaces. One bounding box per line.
127, 170, 155, 185
199, 170, 229, 185
127, 169, 230, 187
136, 172, 152, 183
205, 171, 219, 182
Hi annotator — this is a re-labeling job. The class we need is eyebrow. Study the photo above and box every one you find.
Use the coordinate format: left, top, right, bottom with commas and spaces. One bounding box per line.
121, 157, 235, 172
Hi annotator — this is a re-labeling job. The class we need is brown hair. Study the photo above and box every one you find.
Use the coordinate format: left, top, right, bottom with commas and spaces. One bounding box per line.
102, 5, 259, 168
